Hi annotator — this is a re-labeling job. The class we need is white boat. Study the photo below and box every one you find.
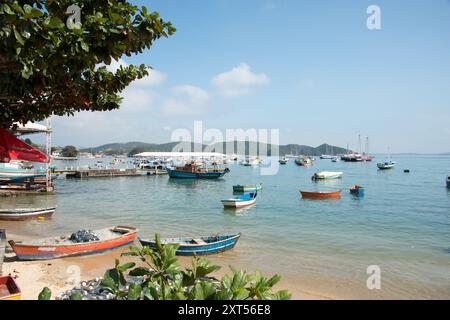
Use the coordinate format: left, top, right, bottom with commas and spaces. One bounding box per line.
294, 156, 312, 166
377, 161, 396, 170
279, 157, 289, 164
222, 192, 257, 208
312, 171, 343, 180
320, 155, 333, 159
377, 148, 395, 170
331, 156, 339, 162
240, 157, 260, 167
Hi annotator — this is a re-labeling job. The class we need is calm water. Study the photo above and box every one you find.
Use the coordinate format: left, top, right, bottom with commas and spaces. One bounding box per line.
1, 155, 449, 299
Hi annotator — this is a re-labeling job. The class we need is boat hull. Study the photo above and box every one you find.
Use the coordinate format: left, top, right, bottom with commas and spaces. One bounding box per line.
350, 186, 365, 197
0, 207, 56, 221
166, 168, 228, 179
300, 190, 342, 199
140, 234, 240, 256
222, 198, 256, 208
0, 276, 21, 300
9, 227, 137, 261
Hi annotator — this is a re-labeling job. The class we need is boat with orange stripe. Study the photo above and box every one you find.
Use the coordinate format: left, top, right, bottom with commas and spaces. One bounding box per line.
299, 190, 342, 199
8, 226, 137, 261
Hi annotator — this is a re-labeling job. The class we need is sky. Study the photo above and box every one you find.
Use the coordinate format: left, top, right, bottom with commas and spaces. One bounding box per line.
49, 0, 450, 153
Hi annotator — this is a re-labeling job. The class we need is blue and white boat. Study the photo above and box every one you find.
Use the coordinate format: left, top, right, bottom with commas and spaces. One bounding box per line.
222, 191, 257, 208
0, 163, 46, 183
377, 160, 396, 170
166, 162, 230, 179
139, 233, 241, 256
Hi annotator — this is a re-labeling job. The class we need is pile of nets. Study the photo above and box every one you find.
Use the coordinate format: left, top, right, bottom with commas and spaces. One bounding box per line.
69, 230, 100, 243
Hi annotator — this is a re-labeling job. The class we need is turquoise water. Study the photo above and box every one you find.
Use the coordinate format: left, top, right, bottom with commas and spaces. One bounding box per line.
1, 155, 449, 299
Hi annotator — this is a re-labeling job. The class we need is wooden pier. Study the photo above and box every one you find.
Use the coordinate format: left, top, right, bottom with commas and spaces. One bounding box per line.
64, 168, 143, 179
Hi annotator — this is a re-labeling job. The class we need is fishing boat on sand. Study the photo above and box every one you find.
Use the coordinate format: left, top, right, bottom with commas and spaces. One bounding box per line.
166, 162, 230, 179
222, 191, 258, 208
233, 183, 262, 193
312, 171, 343, 180
300, 190, 342, 199
140, 233, 241, 256
0, 207, 56, 221
0, 276, 21, 300
9, 226, 137, 260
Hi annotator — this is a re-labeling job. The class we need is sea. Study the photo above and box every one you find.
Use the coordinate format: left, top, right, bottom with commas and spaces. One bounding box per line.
1, 154, 449, 299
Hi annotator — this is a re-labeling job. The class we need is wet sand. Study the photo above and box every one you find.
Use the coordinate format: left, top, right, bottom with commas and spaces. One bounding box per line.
2, 232, 335, 300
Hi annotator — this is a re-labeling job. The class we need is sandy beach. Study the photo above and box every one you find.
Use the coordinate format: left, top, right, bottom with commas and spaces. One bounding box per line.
2, 232, 334, 300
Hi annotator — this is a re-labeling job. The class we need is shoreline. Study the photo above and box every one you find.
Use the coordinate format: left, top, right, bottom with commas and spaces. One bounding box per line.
2, 232, 335, 300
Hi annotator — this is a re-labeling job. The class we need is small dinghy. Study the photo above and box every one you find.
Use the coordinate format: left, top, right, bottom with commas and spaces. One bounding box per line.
232, 183, 262, 193
350, 185, 365, 197
300, 190, 342, 199
312, 171, 343, 180
140, 233, 241, 256
222, 191, 257, 208
9, 226, 137, 260
0, 207, 56, 221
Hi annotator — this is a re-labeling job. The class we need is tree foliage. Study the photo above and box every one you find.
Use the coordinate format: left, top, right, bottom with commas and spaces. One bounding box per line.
60, 145, 77, 157
39, 234, 291, 300
0, 0, 175, 128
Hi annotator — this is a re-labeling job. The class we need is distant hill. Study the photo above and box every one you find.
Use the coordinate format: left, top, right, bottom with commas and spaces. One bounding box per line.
81, 141, 349, 157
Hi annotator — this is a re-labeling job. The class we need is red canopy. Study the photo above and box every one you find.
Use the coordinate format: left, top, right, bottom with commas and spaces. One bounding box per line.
0, 128, 50, 163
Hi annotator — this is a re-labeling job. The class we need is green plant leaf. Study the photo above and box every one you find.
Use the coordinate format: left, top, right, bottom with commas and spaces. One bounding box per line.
38, 287, 51, 300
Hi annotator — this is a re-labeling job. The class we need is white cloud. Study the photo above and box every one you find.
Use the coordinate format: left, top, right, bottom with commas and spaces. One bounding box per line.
161, 85, 210, 116
211, 63, 270, 97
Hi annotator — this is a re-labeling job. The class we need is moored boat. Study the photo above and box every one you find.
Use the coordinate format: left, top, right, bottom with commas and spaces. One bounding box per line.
377, 161, 396, 170
233, 183, 262, 193
222, 191, 258, 208
295, 156, 312, 166
279, 157, 289, 164
140, 233, 241, 256
9, 226, 137, 260
166, 162, 230, 179
0, 207, 56, 221
350, 185, 365, 197
312, 171, 343, 180
300, 190, 342, 199
446, 175, 450, 188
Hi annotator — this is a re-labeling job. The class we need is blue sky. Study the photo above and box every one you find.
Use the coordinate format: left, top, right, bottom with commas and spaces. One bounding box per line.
51, 0, 450, 153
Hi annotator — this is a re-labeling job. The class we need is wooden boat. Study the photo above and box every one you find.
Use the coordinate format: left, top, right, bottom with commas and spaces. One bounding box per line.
0, 207, 56, 221
9, 226, 137, 261
300, 190, 342, 199
0, 276, 21, 300
222, 191, 257, 208
312, 171, 343, 180
140, 233, 241, 256
377, 161, 395, 170
166, 162, 230, 179
233, 183, 262, 193
350, 185, 365, 197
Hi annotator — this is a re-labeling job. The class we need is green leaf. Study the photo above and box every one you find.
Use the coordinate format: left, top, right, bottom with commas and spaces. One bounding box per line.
14, 29, 25, 46
38, 287, 52, 300
45, 17, 65, 29
118, 262, 136, 272
80, 41, 89, 52
69, 293, 83, 300
127, 284, 142, 300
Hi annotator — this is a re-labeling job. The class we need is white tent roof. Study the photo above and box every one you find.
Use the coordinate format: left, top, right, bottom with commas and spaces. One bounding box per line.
134, 152, 226, 158
13, 122, 52, 134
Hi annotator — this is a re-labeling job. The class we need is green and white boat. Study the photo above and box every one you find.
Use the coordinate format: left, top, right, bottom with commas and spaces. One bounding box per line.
233, 183, 263, 193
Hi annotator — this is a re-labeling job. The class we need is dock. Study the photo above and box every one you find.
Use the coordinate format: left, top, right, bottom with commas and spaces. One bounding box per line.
63, 168, 143, 179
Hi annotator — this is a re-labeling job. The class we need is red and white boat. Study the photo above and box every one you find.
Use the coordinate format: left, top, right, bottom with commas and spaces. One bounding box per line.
9, 226, 137, 261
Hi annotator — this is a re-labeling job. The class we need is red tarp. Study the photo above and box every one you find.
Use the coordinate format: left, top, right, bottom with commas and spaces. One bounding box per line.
0, 128, 50, 163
